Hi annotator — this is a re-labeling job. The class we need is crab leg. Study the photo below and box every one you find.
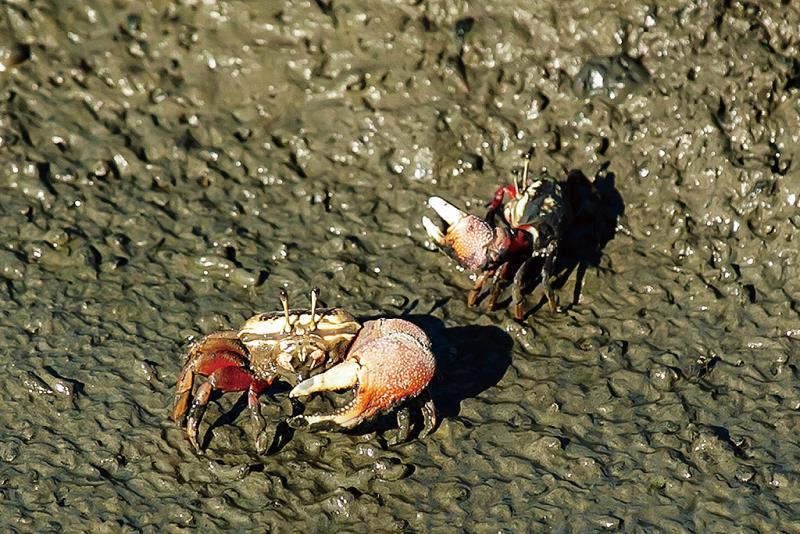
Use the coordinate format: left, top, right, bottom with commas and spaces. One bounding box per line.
248, 379, 277, 453
185, 365, 261, 452
172, 331, 248, 422
485, 261, 514, 311
538, 240, 560, 312
512, 257, 536, 320
485, 184, 517, 221
173, 331, 279, 453
418, 392, 436, 437
467, 268, 494, 307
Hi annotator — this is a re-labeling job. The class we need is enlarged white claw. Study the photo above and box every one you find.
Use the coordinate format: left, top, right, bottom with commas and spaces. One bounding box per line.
290, 361, 360, 398
422, 216, 445, 244
427, 196, 467, 226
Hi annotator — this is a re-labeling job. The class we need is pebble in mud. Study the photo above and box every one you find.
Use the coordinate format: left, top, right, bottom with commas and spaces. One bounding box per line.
573, 54, 650, 100
648, 365, 677, 391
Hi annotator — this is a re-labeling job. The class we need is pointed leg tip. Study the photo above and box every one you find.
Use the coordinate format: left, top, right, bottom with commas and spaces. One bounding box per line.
254, 431, 271, 454
547, 293, 559, 313
188, 434, 203, 454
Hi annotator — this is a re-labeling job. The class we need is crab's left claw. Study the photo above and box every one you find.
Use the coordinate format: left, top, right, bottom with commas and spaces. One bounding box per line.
288, 319, 436, 438
423, 196, 507, 271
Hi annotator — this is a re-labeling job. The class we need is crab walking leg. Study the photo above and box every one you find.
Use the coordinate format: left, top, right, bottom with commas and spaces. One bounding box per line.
485, 261, 514, 311
485, 184, 517, 221
512, 257, 537, 320
537, 240, 560, 313
418, 392, 437, 438
248, 378, 276, 453
172, 331, 248, 422
185, 365, 256, 451
395, 405, 412, 443
467, 269, 494, 307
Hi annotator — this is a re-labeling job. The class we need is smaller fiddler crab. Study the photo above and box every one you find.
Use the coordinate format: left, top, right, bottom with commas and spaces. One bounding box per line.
422, 156, 570, 320
172, 289, 436, 453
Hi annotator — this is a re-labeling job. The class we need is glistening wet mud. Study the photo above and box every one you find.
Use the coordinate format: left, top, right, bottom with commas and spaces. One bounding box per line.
1, 1, 799, 532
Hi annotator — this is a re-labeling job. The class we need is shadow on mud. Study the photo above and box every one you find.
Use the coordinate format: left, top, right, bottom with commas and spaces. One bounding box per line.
402, 313, 513, 424
557, 167, 625, 308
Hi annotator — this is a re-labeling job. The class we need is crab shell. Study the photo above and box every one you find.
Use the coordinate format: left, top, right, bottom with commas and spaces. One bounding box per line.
289, 318, 436, 429
502, 175, 567, 247
237, 307, 361, 381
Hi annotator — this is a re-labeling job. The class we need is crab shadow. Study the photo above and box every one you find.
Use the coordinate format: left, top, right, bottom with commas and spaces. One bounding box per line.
558, 167, 624, 305
512, 167, 624, 318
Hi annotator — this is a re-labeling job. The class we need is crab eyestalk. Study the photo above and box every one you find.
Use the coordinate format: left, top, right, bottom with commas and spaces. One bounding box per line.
279, 288, 292, 334
309, 287, 320, 329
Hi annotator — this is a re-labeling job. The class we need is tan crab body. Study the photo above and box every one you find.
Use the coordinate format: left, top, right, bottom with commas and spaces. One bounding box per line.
238, 307, 360, 381
172, 290, 437, 453
172, 289, 361, 453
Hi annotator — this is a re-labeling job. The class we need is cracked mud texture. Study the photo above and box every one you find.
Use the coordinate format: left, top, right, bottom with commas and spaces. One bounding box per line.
1, 1, 799, 532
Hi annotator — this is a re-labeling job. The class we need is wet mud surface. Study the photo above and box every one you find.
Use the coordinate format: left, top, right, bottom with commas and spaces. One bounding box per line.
1, 1, 799, 532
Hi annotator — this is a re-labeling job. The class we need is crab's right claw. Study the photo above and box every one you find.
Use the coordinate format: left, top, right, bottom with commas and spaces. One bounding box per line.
423, 196, 496, 271
287, 319, 436, 438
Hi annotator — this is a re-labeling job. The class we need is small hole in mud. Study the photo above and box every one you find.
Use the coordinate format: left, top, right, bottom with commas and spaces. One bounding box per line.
743, 284, 756, 303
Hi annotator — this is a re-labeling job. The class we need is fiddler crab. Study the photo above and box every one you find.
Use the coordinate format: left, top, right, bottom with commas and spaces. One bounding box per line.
172, 289, 436, 453
422, 157, 570, 319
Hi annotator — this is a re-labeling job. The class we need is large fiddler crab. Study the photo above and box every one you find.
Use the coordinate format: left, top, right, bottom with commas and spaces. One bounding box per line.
172, 289, 436, 453
422, 157, 570, 320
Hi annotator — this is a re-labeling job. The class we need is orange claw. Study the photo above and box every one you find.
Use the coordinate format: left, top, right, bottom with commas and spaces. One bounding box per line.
288, 318, 436, 435
422, 196, 511, 271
